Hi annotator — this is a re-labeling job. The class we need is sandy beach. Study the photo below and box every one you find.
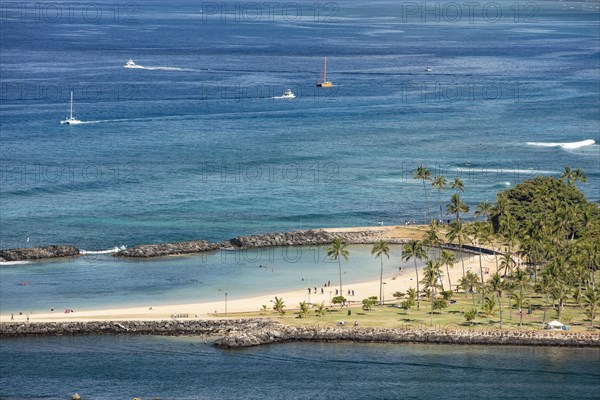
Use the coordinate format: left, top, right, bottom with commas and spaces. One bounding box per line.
1, 233, 497, 323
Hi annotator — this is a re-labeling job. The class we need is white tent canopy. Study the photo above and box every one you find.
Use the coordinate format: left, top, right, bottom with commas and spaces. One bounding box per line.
546, 320, 565, 330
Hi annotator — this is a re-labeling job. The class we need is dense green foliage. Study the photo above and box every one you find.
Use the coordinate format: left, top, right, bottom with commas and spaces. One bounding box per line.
490, 176, 600, 239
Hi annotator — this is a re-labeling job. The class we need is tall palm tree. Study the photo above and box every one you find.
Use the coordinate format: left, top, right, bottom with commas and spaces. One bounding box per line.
414, 165, 432, 223
450, 177, 464, 193
500, 252, 514, 277
511, 268, 529, 327
446, 220, 468, 280
486, 272, 504, 329
447, 193, 469, 221
371, 240, 390, 305
422, 259, 443, 324
326, 238, 349, 295
440, 249, 456, 291
582, 287, 600, 328
475, 201, 493, 221
402, 240, 427, 309
432, 175, 447, 222
471, 221, 493, 306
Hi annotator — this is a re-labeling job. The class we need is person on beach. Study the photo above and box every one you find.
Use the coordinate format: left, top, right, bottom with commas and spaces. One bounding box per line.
321, 288, 324, 294
308, 288, 311, 294
352, 290, 355, 296
26, 314, 29, 322
335, 289, 339, 295
11, 313, 14, 320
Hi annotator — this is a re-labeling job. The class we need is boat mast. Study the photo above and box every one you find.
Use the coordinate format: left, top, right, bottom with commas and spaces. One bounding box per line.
69, 91, 73, 119
323, 57, 327, 82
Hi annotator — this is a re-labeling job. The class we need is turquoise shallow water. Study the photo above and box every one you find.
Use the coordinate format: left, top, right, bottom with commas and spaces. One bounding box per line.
1, 337, 599, 399
1, 0, 599, 250
0, 244, 441, 313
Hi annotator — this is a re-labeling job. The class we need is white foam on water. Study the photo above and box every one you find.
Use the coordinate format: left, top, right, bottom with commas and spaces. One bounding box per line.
526, 139, 596, 149
80, 246, 126, 255
124, 64, 196, 72
0, 260, 32, 265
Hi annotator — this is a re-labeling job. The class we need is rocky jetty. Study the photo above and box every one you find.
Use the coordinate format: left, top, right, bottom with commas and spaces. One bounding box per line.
213, 324, 600, 348
0, 245, 79, 262
115, 229, 401, 258
2, 319, 597, 348
0, 319, 277, 338
116, 240, 220, 258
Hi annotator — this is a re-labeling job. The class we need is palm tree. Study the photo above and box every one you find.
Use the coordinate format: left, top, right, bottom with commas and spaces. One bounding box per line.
314, 301, 326, 317
475, 201, 493, 221
298, 301, 311, 318
450, 177, 464, 193
447, 193, 469, 221
326, 238, 349, 294
272, 296, 285, 315
432, 175, 447, 222
486, 272, 504, 328
440, 249, 456, 291
422, 259, 443, 325
414, 165, 432, 223
446, 220, 468, 280
424, 221, 443, 251
500, 252, 513, 277
471, 221, 493, 306
511, 268, 529, 327
561, 166, 587, 186
458, 271, 480, 306
402, 240, 427, 309
371, 240, 390, 305
582, 287, 600, 328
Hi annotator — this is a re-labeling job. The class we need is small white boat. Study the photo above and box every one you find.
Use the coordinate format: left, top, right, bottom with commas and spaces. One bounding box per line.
425, 66, 433, 72
281, 89, 296, 99
60, 91, 82, 125
124, 59, 139, 68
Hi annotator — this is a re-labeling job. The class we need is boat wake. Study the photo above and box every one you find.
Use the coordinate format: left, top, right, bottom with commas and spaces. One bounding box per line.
80, 245, 126, 255
526, 139, 596, 149
125, 64, 195, 72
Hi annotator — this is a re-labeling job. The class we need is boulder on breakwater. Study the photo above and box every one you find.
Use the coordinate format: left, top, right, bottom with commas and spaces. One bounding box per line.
0, 245, 80, 262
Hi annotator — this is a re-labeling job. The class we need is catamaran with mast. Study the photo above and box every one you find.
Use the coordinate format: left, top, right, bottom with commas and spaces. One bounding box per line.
316, 57, 333, 88
60, 91, 82, 125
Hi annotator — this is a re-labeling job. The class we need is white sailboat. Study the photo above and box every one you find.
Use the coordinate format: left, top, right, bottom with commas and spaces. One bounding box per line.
60, 91, 82, 125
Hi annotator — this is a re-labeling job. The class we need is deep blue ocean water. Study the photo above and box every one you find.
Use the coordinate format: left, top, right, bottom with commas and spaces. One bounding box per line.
1, 1, 599, 396
1, 0, 599, 250
1, 337, 599, 399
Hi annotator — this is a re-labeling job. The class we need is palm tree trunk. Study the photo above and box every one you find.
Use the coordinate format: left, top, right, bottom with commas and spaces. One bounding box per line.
414, 258, 420, 309
478, 249, 485, 307
437, 189, 443, 222
446, 263, 452, 292
379, 257, 384, 305
543, 292, 549, 327
519, 284, 523, 328
498, 292, 503, 329
338, 258, 343, 294
422, 180, 430, 223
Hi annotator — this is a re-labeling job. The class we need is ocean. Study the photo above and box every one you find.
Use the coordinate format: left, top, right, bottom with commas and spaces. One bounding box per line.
1, 337, 599, 399
1, 0, 598, 250
1, 1, 599, 397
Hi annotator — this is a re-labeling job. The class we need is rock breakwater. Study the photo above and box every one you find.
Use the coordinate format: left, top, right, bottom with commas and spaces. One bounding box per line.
0, 245, 79, 262
2, 320, 598, 348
